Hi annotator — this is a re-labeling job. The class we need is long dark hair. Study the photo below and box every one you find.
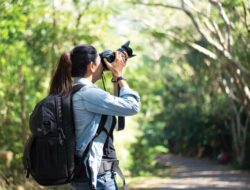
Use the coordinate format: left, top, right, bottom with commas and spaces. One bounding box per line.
49, 45, 97, 96
49, 53, 72, 96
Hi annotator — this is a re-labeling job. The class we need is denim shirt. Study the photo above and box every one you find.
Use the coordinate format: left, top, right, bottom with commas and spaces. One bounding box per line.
72, 77, 140, 187
72, 77, 140, 156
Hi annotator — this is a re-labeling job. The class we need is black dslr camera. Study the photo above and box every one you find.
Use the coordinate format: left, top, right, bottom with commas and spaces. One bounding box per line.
99, 41, 136, 70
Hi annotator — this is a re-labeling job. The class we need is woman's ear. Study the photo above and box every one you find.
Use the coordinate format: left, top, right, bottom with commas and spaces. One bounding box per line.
89, 61, 96, 73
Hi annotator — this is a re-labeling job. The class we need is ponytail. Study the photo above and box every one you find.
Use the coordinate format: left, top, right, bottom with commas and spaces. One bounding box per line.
49, 52, 72, 96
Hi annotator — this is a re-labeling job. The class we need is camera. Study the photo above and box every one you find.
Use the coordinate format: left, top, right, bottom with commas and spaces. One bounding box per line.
99, 41, 136, 70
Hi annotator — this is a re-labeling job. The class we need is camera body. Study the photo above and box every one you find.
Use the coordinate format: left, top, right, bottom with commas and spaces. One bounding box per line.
99, 41, 135, 70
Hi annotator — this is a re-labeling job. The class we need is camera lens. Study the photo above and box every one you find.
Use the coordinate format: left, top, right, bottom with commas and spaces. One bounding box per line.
99, 41, 136, 71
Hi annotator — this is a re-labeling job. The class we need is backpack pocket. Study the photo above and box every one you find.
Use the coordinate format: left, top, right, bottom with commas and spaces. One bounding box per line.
31, 137, 68, 183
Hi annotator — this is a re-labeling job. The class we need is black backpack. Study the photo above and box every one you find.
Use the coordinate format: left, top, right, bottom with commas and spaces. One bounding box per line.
23, 84, 107, 186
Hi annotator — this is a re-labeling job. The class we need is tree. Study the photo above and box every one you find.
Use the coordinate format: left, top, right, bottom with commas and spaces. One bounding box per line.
0, 0, 114, 187
137, 0, 250, 166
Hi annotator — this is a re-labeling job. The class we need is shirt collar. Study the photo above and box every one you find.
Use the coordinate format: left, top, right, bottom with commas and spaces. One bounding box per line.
73, 77, 94, 86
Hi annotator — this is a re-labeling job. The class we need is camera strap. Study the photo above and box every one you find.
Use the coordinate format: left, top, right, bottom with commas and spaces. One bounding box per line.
101, 73, 107, 91
101, 73, 125, 131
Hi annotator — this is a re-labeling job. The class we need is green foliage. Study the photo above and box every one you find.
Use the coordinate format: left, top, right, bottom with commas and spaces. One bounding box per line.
126, 51, 172, 175
129, 134, 168, 176
0, 0, 114, 188
126, 5, 236, 172
1, 0, 250, 187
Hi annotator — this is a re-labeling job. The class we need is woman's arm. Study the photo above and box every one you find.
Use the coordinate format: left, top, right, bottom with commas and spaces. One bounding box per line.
82, 50, 140, 116
81, 86, 140, 116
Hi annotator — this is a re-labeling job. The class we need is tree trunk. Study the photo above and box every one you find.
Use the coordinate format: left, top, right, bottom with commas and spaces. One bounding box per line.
18, 65, 27, 145
230, 103, 249, 166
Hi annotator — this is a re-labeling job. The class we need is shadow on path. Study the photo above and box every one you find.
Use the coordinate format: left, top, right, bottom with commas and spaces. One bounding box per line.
130, 154, 250, 190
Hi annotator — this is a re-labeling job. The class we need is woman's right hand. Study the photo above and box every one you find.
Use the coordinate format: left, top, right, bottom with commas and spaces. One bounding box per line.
103, 51, 126, 78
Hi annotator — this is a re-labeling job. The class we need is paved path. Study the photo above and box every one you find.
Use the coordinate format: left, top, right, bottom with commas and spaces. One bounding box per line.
130, 154, 250, 190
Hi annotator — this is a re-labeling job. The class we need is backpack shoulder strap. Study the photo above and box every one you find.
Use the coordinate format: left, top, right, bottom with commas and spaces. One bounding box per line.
81, 114, 108, 187
71, 84, 85, 94
62, 83, 85, 140
81, 115, 107, 159
95, 115, 108, 136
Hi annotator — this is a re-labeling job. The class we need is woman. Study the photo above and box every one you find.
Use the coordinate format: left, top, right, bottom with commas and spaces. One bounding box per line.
49, 44, 140, 190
